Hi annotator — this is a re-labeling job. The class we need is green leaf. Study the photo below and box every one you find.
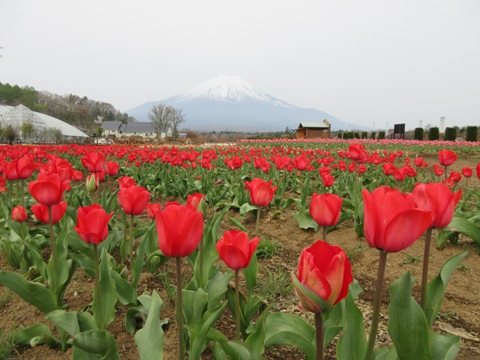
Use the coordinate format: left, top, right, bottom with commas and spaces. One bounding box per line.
47, 310, 96, 337
73, 329, 120, 360
264, 313, 316, 360
293, 210, 319, 231
213, 340, 266, 360
111, 270, 136, 305
0, 270, 58, 313
244, 253, 258, 292
245, 305, 271, 354
430, 332, 460, 360
12, 324, 57, 347
134, 290, 167, 360
336, 290, 366, 360
445, 217, 480, 243
93, 248, 118, 330
425, 251, 468, 328
291, 271, 333, 313
240, 203, 258, 217
388, 272, 431, 360
228, 216, 249, 232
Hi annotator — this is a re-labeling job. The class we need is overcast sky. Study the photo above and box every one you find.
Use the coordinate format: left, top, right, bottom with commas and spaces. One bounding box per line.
1, 0, 479, 130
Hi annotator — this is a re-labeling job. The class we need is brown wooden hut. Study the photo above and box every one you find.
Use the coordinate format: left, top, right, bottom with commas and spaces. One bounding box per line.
296, 120, 331, 139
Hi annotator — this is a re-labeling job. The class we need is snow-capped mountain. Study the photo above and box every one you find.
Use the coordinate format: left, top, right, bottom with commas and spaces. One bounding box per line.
127, 76, 366, 132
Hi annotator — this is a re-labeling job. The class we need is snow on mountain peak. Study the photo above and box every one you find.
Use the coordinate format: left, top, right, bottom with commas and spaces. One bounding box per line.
176, 75, 289, 106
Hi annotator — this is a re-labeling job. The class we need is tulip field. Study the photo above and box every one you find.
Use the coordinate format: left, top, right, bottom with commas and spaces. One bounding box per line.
0, 138, 479, 360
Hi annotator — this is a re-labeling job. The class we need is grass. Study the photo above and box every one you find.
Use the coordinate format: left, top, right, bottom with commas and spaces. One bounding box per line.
0, 290, 12, 309
156, 271, 176, 303
345, 243, 365, 262
256, 239, 280, 260
255, 264, 294, 305
402, 254, 422, 264
0, 329, 14, 360
457, 264, 469, 272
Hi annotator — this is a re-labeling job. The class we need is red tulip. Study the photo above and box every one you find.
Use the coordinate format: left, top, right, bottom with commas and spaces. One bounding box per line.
362, 187, 432, 252
477, 163, 480, 179
15, 156, 38, 180
293, 156, 310, 171
438, 150, 457, 167
293, 240, 353, 313
461, 167, 472, 178
12, 206, 27, 222
118, 185, 151, 215
105, 161, 120, 176
245, 178, 277, 207
74, 204, 113, 245
3, 162, 19, 181
322, 174, 335, 187
0, 176, 6, 192
146, 203, 162, 219
309, 193, 343, 227
155, 204, 203, 257
347, 143, 366, 162
118, 176, 136, 189
28, 173, 69, 206
81, 152, 105, 173
31, 202, 67, 224
448, 171, 462, 184
412, 183, 461, 229
216, 230, 260, 270
187, 193, 205, 211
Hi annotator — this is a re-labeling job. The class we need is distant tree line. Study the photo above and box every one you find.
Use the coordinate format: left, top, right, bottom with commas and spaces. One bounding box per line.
148, 104, 186, 140
0, 82, 134, 133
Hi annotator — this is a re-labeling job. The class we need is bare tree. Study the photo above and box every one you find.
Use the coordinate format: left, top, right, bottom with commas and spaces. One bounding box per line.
170, 108, 185, 139
148, 104, 174, 141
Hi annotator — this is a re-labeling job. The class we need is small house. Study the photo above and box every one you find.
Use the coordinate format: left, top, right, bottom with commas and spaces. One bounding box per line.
296, 120, 331, 139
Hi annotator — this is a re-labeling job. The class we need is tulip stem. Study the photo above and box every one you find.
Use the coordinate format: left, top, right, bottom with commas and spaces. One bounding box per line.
129, 214, 134, 268
199, 236, 204, 286
93, 244, 104, 329
255, 207, 261, 238
121, 211, 127, 265
176, 257, 184, 360
365, 250, 388, 360
322, 226, 327, 241
421, 228, 433, 309
48, 205, 58, 303
235, 269, 241, 340
315, 312, 324, 360
19, 180, 25, 208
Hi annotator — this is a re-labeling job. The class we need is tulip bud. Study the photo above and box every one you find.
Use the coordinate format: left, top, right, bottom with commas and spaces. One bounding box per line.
86, 173, 98, 193
12, 206, 27, 222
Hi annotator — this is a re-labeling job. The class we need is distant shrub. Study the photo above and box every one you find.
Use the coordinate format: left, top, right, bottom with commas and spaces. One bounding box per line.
414, 127, 424, 141
466, 126, 478, 142
444, 127, 456, 141
378, 131, 385, 139
354, 132, 360, 139
337, 132, 343, 139
428, 127, 439, 141
361, 131, 368, 139
370, 131, 376, 139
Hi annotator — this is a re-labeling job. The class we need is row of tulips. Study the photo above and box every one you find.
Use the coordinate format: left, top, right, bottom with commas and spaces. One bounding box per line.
0, 141, 478, 359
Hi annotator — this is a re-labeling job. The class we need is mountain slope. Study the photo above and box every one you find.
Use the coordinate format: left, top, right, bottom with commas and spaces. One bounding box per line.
127, 76, 367, 131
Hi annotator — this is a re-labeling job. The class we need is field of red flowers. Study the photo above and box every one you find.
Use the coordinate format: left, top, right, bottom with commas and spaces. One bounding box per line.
0, 139, 479, 360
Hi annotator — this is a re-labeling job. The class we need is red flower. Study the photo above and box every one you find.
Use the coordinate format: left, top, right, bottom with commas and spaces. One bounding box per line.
81, 152, 105, 173
187, 193, 205, 211
293, 156, 310, 171
118, 185, 151, 215
15, 156, 38, 180
28, 173, 69, 206
412, 183, 462, 229
448, 171, 462, 183
105, 161, 120, 176
74, 204, 113, 245
156, 204, 203, 257
438, 150, 457, 167
146, 203, 162, 219
216, 230, 260, 270
322, 174, 335, 187
245, 178, 277, 207
293, 240, 353, 313
361, 187, 432, 252
347, 143, 366, 162
3, 162, 19, 181
118, 176, 136, 189
461, 167, 472, 178
31, 202, 67, 224
12, 206, 27, 222
477, 163, 480, 179
309, 193, 343, 227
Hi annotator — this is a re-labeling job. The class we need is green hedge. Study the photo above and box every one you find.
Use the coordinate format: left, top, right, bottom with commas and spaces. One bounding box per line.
414, 127, 424, 141
466, 126, 478, 142
378, 131, 385, 140
444, 127, 456, 141
370, 131, 376, 139
428, 127, 439, 141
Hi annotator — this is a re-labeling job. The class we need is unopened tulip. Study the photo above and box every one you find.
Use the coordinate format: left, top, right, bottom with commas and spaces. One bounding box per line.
216, 230, 259, 270
309, 193, 342, 227
293, 240, 353, 313
12, 206, 27, 222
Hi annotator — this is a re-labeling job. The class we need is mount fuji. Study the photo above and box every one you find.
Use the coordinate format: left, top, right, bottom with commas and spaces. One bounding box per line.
126, 76, 364, 132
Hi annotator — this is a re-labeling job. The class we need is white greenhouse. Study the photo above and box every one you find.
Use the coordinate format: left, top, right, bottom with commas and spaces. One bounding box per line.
0, 104, 88, 143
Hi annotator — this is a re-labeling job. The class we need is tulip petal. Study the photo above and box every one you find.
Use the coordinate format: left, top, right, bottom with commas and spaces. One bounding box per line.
383, 209, 432, 252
